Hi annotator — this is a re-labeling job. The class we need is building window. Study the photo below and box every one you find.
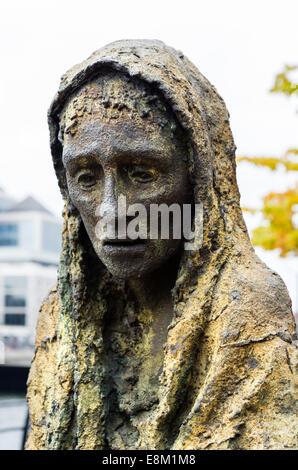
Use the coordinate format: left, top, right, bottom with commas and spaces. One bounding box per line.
0, 223, 18, 246
4, 276, 27, 306
4, 313, 26, 326
5, 294, 26, 307
3, 277, 27, 327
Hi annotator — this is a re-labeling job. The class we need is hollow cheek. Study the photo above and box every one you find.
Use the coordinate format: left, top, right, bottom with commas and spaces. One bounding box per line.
150, 177, 190, 206
67, 180, 102, 222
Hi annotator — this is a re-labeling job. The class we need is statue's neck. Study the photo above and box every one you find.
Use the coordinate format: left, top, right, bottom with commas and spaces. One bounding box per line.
127, 254, 180, 313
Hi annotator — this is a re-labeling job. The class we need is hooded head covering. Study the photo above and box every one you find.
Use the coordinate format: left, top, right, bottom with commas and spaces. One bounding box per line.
26, 40, 297, 450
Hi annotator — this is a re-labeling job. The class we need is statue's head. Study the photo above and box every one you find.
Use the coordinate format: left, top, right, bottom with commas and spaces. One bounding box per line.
58, 70, 193, 279
48, 39, 248, 298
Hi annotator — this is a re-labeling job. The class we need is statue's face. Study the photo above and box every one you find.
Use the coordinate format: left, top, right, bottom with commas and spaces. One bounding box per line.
62, 98, 192, 279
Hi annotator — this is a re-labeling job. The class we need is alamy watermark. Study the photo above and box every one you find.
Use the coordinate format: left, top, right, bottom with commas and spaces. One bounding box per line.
95, 194, 203, 251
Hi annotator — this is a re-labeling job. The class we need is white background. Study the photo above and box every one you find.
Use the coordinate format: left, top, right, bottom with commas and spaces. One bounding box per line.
0, 0, 297, 309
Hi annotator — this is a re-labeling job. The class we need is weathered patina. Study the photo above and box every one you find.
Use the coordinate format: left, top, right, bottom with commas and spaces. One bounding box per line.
26, 40, 297, 450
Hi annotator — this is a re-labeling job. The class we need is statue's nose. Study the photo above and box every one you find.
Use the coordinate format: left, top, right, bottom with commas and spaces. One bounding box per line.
97, 174, 117, 219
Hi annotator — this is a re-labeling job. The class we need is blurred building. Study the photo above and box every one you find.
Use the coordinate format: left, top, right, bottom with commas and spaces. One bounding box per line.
0, 188, 61, 365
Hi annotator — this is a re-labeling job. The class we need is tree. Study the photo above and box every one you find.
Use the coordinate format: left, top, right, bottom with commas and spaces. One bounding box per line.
237, 65, 298, 257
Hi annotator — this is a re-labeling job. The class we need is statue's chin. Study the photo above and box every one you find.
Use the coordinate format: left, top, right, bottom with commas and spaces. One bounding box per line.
98, 255, 164, 281
107, 267, 152, 281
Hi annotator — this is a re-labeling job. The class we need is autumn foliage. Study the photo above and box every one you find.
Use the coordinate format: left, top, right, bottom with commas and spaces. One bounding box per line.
237, 65, 298, 257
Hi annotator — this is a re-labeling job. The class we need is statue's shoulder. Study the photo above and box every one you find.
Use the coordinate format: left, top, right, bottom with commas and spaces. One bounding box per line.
212, 253, 296, 342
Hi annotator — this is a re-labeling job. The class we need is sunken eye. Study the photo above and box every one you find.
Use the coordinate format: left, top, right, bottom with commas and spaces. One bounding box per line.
77, 170, 99, 188
126, 167, 155, 183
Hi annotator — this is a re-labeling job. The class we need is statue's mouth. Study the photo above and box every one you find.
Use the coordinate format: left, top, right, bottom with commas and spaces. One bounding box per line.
103, 238, 147, 252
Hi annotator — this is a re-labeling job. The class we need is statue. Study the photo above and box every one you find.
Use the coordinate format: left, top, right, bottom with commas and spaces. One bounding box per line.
26, 40, 297, 450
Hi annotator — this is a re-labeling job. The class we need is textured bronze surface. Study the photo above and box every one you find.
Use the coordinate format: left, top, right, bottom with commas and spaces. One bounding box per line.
26, 40, 297, 450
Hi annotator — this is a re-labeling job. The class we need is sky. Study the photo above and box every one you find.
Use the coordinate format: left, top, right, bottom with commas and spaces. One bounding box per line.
0, 0, 297, 309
